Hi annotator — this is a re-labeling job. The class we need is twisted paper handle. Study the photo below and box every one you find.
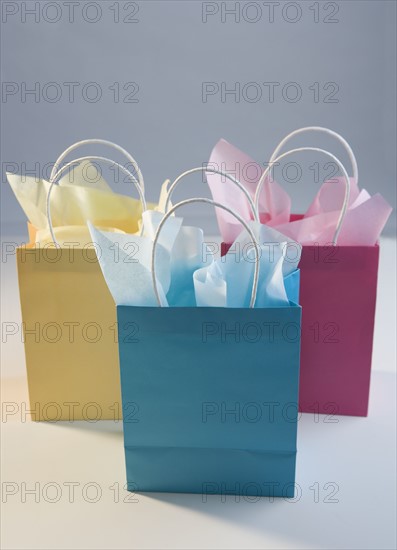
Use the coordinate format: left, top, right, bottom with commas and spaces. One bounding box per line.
254, 147, 351, 245
164, 167, 259, 222
47, 156, 147, 247
270, 126, 358, 184
151, 198, 260, 308
50, 138, 144, 192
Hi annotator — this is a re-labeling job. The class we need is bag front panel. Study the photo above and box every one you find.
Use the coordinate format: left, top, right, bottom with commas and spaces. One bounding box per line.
17, 247, 122, 421
298, 244, 379, 416
117, 305, 301, 494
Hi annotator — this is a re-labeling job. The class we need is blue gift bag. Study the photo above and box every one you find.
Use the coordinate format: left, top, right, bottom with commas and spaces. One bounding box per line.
89, 185, 302, 497
118, 303, 301, 497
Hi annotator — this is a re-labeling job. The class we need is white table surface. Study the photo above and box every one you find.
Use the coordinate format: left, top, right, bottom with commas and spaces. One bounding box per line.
1, 236, 396, 550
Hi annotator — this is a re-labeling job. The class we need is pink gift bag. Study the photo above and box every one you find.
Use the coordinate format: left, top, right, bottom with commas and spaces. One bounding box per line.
211, 127, 392, 416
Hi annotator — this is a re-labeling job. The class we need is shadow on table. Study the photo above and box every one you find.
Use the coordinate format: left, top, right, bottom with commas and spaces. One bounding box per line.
48, 419, 124, 437
133, 413, 368, 550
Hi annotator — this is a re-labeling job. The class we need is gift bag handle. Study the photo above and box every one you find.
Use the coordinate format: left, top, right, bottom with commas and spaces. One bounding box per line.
50, 138, 145, 192
254, 147, 350, 245
47, 156, 147, 247
163, 167, 259, 222
151, 198, 260, 308
269, 126, 358, 183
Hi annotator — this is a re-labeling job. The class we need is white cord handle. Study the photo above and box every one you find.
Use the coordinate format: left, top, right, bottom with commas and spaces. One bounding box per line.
270, 126, 358, 184
151, 198, 261, 308
254, 148, 350, 245
164, 167, 259, 222
47, 156, 147, 247
50, 138, 145, 192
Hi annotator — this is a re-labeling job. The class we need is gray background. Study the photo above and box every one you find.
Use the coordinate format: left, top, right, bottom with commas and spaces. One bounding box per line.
1, 0, 396, 235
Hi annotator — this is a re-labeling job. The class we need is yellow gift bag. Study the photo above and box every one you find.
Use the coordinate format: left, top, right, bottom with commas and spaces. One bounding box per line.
10, 139, 155, 420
